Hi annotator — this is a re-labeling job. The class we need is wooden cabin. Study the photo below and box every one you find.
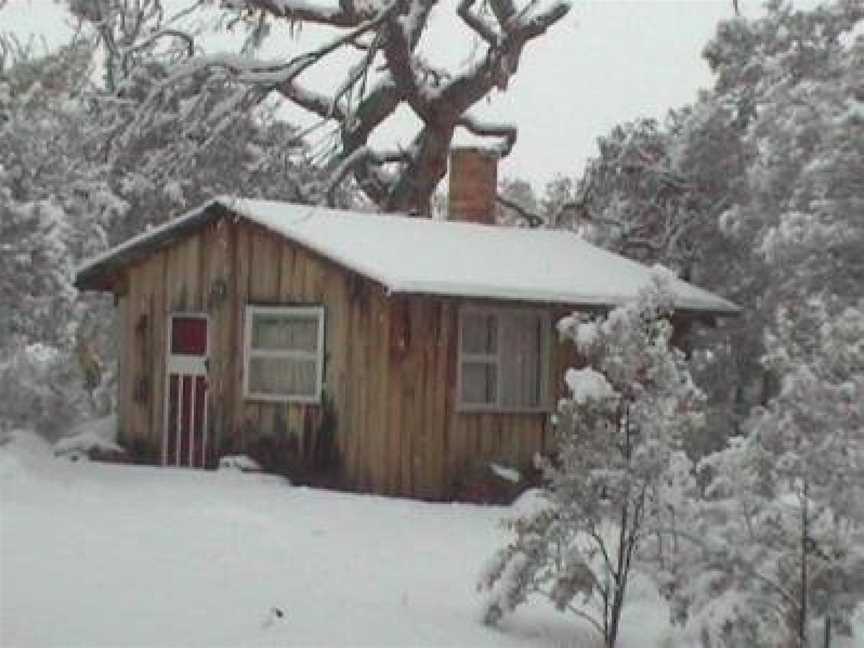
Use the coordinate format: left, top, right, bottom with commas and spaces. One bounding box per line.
74, 148, 739, 500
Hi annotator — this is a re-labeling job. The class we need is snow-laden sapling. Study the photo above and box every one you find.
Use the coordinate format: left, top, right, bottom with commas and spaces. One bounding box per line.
478, 279, 705, 648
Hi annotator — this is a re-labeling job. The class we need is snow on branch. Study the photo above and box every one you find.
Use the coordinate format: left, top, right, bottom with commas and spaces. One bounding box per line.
220, 0, 370, 27
512, 0, 571, 39
324, 144, 409, 205
275, 79, 347, 121
162, 6, 394, 89
457, 115, 517, 156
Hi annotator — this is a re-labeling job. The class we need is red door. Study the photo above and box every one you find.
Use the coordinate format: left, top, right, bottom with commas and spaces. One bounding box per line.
163, 315, 209, 468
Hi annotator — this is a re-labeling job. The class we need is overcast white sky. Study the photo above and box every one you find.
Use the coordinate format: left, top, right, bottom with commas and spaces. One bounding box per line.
0, 1, 811, 188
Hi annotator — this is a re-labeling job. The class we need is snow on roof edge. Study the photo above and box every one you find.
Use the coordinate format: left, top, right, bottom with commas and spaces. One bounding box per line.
386, 279, 739, 314
76, 196, 741, 316
74, 198, 222, 280
225, 197, 739, 315
223, 197, 402, 295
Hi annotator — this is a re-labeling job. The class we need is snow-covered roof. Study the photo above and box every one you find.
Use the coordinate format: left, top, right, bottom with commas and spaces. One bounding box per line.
76, 197, 740, 315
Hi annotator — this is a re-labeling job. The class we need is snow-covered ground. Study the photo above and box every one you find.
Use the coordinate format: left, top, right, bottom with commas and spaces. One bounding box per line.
0, 431, 689, 647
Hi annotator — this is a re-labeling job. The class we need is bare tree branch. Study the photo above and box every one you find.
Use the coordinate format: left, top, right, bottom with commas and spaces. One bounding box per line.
457, 0, 499, 46
488, 0, 517, 29
121, 28, 195, 74
380, 12, 430, 121
496, 193, 543, 228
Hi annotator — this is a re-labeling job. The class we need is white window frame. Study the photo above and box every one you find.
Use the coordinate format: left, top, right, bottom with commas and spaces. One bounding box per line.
243, 304, 325, 404
457, 305, 551, 413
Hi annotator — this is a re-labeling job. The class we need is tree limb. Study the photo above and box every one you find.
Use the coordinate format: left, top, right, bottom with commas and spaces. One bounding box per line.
275, 79, 347, 121
121, 28, 196, 76
220, 0, 368, 28
488, 0, 517, 29
529, 585, 606, 638
496, 194, 543, 227
380, 11, 430, 121
457, 0, 499, 45
324, 144, 409, 206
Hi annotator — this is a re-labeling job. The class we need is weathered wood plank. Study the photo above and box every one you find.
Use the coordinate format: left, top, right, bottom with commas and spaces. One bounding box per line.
428, 300, 448, 496
355, 284, 371, 491
184, 232, 202, 311
148, 251, 167, 454
385, 299, 402, 495
212, 219, 235, 457
115, 296, 129, 443
247, 226, 281, 437
365, 287, 382, 492
340, 274, 357, 488
232, 222, 253, 446
375, 288, 393, 494
276, 242, 303, 442
124, 263, 144, 445
199, 222, 221, 463
416, 299, 437, 498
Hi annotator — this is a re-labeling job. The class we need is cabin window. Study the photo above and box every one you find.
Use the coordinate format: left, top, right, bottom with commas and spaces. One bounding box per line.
458, 307, 549, 412
243, 305, 325, 403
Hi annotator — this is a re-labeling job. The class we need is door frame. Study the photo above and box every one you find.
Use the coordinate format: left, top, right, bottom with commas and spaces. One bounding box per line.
162, 313, 210, 468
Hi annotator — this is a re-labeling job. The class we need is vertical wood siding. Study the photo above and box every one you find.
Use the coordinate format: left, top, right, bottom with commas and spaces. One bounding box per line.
118, 216, 577, 499
119, 222, 232, 460
385, 297, 575, 499
115, 296, 129, 445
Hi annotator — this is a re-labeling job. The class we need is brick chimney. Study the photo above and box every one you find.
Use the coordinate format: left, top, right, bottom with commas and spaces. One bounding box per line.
447, 147, 498, 225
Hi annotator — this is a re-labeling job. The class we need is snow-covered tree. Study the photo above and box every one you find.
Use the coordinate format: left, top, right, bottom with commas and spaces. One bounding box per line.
550, 0, 863, 461
0, 39, 122, 434
478, 279, 705, 648
539, 174, 578, 228
704, 0, 862, 449
714, 0, 864, 308
0, 194, 76, 346
102, 103, 325, 242
1, 8, 333, 437
662, 299, 864, 648
571, 118, 703, 277
659, 7, 864, 625
0, 39, 118, 348
67, 0, 571, 213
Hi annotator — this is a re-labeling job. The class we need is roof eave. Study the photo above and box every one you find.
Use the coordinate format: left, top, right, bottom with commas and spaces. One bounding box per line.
73, 200, 230, 293
387, 287, 741, 318
73, 197, 743, 320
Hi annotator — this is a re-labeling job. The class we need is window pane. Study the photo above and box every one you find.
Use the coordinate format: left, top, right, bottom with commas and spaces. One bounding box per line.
248, 356, 317, 397
462, 312, 497, 354
462, 362, 497, 405
500, 312, 543, 408
252, 314, 318, 352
